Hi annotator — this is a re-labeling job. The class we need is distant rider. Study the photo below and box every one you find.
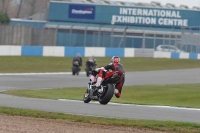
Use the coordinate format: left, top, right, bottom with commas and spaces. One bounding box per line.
86, 56, 97, 69
72, 53, 82, 71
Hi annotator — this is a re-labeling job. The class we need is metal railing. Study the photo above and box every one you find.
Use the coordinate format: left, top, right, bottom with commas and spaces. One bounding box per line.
180, 27, 200, 53
1, 24, 200, 53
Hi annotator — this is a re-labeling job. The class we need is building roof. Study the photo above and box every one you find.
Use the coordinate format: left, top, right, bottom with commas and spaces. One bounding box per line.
45, 21, 186, 34
50, 0, 200, 11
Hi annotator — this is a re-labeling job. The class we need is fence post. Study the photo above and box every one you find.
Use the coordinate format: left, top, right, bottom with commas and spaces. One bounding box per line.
1, 24, 5, 45
110, 26, 115, 47
97, 25, 102, 47
54, 25, 59, 46
163, 33, 165, 46
84, 25, 89, 46
16, 25, 19, 45
153, 33, 156, 50
20, 25, 22, 45
169, 33, 172, 46
118, 26, 128, 47
142, 31, 145, 48
40, 27, 44, 46
198, 27, 200, 53
9, 25, 14, 45
0, 24, 1, 45
69, 25, 74, 46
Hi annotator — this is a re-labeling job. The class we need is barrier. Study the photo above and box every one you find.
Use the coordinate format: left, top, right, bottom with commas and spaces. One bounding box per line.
0, 45, 200, 59
0, 46, 21, 56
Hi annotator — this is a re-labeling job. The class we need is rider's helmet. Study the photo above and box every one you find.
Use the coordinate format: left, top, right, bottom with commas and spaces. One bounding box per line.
111, 56, 120, 64
76, 53, 81, 57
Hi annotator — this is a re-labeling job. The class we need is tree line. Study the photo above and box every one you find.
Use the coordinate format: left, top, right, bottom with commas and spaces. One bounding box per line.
0, 0, 50, 24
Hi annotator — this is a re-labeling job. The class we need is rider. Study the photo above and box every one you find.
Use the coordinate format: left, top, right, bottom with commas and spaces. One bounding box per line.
72, 53, 82, 70
91, 56, 97, 66
86, 56, 97, 69
95, 56, 125, 98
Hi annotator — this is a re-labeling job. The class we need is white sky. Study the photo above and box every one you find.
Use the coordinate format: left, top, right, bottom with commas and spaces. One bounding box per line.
112, 0, 200, 8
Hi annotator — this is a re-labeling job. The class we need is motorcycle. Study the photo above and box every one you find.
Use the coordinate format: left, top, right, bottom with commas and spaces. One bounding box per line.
83, 69, 121, 105
85, 60, 96, 77
72, 61, 80, 75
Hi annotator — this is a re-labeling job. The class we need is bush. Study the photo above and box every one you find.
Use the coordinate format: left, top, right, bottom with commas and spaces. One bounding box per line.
0, 11, 10, 24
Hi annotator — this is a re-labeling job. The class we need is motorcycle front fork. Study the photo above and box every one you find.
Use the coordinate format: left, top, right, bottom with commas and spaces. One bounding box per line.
87, 83, 100, 100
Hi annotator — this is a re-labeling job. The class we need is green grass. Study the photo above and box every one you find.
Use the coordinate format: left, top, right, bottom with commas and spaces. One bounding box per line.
1, 56, 200, 72
2, 84, 200, 108
0, 106, 200, 133
1, 56, 200, 132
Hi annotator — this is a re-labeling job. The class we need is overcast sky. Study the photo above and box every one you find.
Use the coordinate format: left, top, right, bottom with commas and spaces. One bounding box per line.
112, 0, 200, 8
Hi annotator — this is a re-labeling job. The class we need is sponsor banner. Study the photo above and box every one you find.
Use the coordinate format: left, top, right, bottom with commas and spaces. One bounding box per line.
69, 4, 95, 19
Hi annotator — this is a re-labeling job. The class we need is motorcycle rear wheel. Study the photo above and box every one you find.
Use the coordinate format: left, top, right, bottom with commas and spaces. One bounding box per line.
98, 84, 114, 105
72, 66, 79, 75
72, 71, 76, 75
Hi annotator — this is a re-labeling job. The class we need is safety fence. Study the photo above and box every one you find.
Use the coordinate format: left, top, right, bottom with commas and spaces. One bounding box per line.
1, 23, 200, 53
0, 45, 200, 60
180, 27, 200, 53
0, 24, 56, 46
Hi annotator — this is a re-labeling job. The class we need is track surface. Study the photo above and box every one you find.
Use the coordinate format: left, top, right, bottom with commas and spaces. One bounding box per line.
0, 69, 200, 124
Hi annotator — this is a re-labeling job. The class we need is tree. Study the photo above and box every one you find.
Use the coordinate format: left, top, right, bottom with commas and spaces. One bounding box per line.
0, 0, 12, 13
1, 0, 50, 18
29, 0, 37, 16
23, 0, 49, 16
0, 11, 10, 24
7, 0, 18, 18
16, 0, 23, 18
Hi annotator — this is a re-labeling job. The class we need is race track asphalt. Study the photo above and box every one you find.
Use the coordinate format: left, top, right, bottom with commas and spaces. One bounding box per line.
0, 68, 200, 124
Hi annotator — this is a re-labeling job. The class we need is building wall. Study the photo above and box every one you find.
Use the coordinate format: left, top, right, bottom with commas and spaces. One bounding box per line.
56, 30, 178, 48
49, 1, 200, 28
8, 2, 199, 51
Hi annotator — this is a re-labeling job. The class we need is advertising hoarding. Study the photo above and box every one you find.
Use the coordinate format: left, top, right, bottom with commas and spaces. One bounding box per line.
68, 4, 95, 19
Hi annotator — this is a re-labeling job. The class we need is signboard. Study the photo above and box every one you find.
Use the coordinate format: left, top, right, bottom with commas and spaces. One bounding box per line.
112, 8, 188, 27
49, 2, 200, 28
68, 4, 95, 19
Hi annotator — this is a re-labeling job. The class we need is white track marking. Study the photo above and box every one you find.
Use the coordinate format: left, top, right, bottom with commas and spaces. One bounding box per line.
1, 72, 199, 112
58, 99, 200, 111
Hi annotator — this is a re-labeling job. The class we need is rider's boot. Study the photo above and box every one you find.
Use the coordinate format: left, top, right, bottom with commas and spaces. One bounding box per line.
95, 77, 102, 87
114, 89, 121, 98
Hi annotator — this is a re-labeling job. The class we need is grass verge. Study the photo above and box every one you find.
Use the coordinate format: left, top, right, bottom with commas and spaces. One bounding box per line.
0, 106, 200, 133
2, 84, 200, 108
1, 56, 200, 132
1, 56, 200, 72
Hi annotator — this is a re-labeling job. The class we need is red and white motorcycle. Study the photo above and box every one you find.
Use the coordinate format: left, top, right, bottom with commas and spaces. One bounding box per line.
83, 69, 121, 105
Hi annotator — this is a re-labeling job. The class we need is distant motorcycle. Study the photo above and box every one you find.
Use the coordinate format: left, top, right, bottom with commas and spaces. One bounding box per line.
72, 61, 80, 75
83, 69, 121, 105
85, 60, 96, 77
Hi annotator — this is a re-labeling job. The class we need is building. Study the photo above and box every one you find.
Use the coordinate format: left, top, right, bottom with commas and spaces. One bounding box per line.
9, 0, 200, 53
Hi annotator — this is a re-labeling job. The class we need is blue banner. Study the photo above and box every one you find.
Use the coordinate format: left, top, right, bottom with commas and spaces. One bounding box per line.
68, 4, 95, 19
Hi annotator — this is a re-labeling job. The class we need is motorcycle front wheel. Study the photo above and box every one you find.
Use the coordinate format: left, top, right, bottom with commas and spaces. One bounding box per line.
83, 89, 91, 103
